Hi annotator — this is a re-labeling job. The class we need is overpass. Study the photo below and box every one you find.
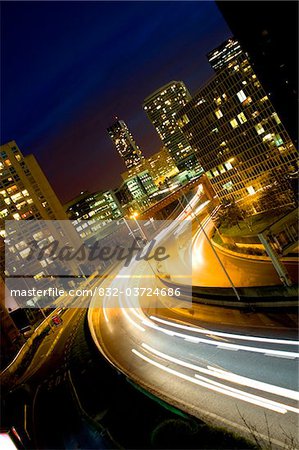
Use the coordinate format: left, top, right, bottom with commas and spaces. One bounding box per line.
140, 174, 215, 220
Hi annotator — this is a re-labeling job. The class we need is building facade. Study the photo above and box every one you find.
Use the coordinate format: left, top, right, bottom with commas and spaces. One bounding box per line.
66, 190, 123, 240
0, 142, 70, 226
207, 38, 243, 72
0, 141, 82, 302
178, 45, 298, 214
121, 147, 179, 186
116, 170, 157, 214
147, 147, 179, 185
107, 119, 143, 169
143, 81, 200, 172
216, 2, 298, 145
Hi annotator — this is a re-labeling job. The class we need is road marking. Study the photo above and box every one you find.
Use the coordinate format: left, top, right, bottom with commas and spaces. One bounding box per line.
184, 337, 200, 343
264, 354, 295, 360
132, 348, 287, 414
205, 366, 299, 401
217, 346, 238, 351
150, 316, 299, 346
141, 343, 299, 405
143, 318, 299, 358
45, 328, 64, 358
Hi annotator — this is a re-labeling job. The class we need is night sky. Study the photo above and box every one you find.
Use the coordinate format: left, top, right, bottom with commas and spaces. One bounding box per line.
1, 1, 231, 203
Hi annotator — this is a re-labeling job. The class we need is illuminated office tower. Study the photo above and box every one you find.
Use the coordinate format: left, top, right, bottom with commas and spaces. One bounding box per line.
143, 81, 199, 172
177, 42, 298, 214
121, 147, 178, 186
0, 141, 71, 225
216, 2, 298, 144
107, 119, 143, 169
65, 190, 123, 240
147, 147, 179, 185
207, 38, 243, 72
0, 141, 81, 282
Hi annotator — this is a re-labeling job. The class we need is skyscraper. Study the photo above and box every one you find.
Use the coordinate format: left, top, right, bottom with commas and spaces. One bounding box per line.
0, 141, 82, 283
65, 189, 123, 241
216, 1, 298, 145
0, 141, 70, 225
177, 42, 298, 214
121, 147, 178, 186
207, 38, 243, 72
107, 119, 143, 169
143, 81, 199, 172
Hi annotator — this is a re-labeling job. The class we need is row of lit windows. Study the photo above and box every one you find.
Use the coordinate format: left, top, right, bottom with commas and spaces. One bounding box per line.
188, 117, 291, 162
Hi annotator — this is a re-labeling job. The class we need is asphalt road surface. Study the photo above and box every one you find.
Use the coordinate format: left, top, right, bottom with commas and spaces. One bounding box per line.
88, 217, 299, 449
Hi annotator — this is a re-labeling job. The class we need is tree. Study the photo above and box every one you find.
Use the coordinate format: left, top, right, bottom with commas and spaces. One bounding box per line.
216, 201, 245, 231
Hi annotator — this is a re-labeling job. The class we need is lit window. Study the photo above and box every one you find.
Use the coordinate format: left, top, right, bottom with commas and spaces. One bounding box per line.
230, 118, 239, 129
0, 209, 9, 218
225, 161, 233, 170
252, 111, 260, 118
274, 134, 284, 146
237, 112, 247, 124
215, 109, 223, 119
255, 123, 265, 135
20, 248, 31, 259
212, 168, 219, 177
262, 133, 273, 142
272, 113, 281, 125
182, 114, 189, 125
223, 181, 233, 191
247, 186, 255, 195
11, 192, 23, 203
237, 90, 247, 103
13, 213, 21, 220
215, 97, 222, 105
218, 164, 226, 174
260, 95, 269, 103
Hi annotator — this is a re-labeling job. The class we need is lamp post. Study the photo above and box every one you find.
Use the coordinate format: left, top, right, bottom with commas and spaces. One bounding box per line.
180, 192, 240, 301
130, 211, 147, 241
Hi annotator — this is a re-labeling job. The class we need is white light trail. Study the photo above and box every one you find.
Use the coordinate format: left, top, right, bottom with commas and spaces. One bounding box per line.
132, 348, 288, 414
150, 316, 299, 346
142, 343, 299, 403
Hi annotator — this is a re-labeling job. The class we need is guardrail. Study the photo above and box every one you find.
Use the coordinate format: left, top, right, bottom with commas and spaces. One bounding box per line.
158, 277, 298, 309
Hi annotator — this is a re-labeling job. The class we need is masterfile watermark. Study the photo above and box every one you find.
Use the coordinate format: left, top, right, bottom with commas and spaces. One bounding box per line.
5, 218, 192, 309
25, 236, 169, 268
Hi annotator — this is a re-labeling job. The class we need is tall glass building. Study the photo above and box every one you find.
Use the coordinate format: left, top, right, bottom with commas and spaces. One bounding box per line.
107, 119, 143, 169
143, 81, 200, 173
207, 38, 243, 72
177, 40, 298, 214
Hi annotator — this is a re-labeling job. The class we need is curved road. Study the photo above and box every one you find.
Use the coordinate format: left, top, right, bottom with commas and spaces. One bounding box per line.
192, 218, 298, 287
88, 216, 299, 448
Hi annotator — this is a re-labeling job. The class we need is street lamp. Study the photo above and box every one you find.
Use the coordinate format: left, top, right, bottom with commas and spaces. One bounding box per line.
130, 211, 147, 241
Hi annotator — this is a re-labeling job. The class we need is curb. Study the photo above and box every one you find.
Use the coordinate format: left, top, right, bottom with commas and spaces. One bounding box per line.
211, 238, 298, 263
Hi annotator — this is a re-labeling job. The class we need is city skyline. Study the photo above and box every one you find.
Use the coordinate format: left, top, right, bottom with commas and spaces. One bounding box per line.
1, 3, 298, 449
1, 1, 231, 202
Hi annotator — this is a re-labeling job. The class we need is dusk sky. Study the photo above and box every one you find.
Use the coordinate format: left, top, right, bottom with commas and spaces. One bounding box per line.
1, 1, 231, 203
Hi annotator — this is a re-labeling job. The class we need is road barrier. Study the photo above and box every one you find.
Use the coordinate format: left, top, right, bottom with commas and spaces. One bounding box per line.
159, 277, 299, 309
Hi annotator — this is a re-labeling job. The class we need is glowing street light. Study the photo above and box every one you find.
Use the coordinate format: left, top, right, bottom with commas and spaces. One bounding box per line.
130, 211, 147, 241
